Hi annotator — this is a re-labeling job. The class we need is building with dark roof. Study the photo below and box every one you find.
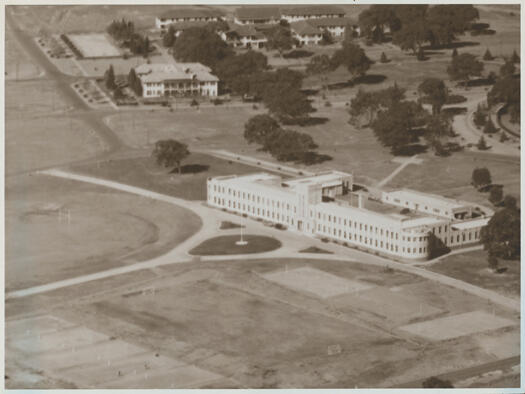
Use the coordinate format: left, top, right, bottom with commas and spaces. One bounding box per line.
220, 23, 267, 49
281, 5, 345, 22
155, 7, 224, 31
234, 6, 281, 25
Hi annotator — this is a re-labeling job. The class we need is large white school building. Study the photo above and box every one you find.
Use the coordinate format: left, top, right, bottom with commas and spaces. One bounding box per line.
207, 171, 490, 261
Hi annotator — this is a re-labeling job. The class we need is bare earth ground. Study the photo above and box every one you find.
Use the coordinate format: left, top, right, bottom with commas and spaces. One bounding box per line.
428, 250, 520, 299
5, 258, 520, 389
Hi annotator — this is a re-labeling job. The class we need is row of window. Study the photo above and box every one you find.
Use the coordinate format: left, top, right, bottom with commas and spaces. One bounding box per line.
212, 186, 295, 212
213, 197, 295, 226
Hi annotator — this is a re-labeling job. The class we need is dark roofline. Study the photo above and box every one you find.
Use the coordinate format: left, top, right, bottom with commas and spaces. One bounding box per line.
282, 5, 345, 16
159, 7, 224, 20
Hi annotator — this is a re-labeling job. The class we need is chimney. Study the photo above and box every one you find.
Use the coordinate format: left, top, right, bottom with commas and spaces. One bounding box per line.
358, 193, 364, 209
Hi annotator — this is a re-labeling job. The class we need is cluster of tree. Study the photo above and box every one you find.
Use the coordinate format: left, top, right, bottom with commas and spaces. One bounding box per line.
487, 57, 520, 124
349, 82, 455, 155
330, 40, 372, 80
173, 27, 233, 68
214, 51, 269, 95
481, 194, 520, 260
107, 19, 151, 56
264, 24, 295, 56
358, 5, 479, 51
107, 19, 135, 41
152, 139, 190, 174
422, 376, 454, 388
243, 115, 327, 164
127, 68, 143, 96
471, 167, 491, 189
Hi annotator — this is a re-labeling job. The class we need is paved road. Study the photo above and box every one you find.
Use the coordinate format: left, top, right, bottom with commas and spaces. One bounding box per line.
6, 170, 520, 314
394, 355, 520, 388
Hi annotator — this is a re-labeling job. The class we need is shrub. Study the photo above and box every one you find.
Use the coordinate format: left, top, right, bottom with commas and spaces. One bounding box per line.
321, 237, 329, 243
488, 252, 499, 271
483, 118, 498, 134
489, 185, 503, 205
324, 101, 332, 107
190, 99, 199, 107
483, 49, 494, 61
274, 223, 286, 230
380, 52, 389, 63
477, 136, 490, 150
473, 103, 487, 128
400, 208, 410, 214
500, 132, 509, 142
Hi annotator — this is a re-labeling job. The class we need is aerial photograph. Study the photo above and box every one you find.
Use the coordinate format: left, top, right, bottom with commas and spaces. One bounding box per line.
4, 1, 521, 390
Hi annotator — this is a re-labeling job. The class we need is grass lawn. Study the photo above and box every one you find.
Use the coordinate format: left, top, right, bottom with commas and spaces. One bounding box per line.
70, 152, 273, 201
5, 23, 41, 80
5, 175, 201, 292
427, 249, 520, 298
189, 234, 282, 255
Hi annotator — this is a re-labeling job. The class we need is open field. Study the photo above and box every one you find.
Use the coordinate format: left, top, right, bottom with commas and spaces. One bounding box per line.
70, 153, 273, 201
5, 80, 105, 174
6, 257, 519, 388
189, 235, 282, 256
5, 174, 201, 292
67, 33, 121, 58
5, 22, 41, 80
427, 249, 520, 299
103, 106, 398, 184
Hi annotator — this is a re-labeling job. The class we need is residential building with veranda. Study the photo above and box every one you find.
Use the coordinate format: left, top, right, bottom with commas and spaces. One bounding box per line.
207, 171, 490, 261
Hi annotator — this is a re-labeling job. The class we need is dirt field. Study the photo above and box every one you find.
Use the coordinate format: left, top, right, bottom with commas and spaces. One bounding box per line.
5, 174, 202, 292
427, 249, 520, 298
6, 257, 519, 388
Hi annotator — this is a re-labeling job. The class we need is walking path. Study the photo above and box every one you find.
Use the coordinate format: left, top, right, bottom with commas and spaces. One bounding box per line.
6, 169, 519, 313
376, 155, 422, 188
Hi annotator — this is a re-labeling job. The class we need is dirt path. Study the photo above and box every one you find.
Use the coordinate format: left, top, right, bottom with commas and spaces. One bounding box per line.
7, 170, 519, 313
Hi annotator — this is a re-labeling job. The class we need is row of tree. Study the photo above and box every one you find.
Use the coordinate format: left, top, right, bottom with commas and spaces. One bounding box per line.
106, 19, 151, 56
358, 5, 479, 51
243, 114, 325, 163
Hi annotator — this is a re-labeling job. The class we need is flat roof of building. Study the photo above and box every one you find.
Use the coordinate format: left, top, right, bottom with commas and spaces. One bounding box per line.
386, 189, 468, 211
136, 62, 219, 83
213, 173, 295, 200
451, 217, 490, 230
283, 170, 351, 189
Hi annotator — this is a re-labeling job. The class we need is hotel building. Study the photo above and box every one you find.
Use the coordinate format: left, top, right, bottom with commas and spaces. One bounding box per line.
135, 63, 219, 98
207, 171, 490, 260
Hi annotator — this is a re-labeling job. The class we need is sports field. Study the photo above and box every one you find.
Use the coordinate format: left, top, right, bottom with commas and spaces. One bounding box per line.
67, 33, 121, 58
6, 257, 519, 388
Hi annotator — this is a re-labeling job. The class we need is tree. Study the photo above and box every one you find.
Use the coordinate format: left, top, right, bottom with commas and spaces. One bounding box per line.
104, 65, 116, 90
500, 132, 509, 142
483, 48, 494, 61
358, 5, 400, 43
306, 54, 332, 90
173, 27, 233, 68
489, 185, 503, 205
265, 88, 314, 121
488, 75, 520, 123
425, 114, 453, 153
471, 167, 491, 189
244, 115, 280, 146
427, 232, 451, 259
107, 19, 135, 41
371, 100, 427, 154
447, 53, 484, 82
152, 139, 190, 174
128, 68, 143, 96
392, 7, 428, 53
416, 47, 426, 61
473, 103, 487, 128
422, 376, 454, 388
503, 195, 517, 209
349, 88, 380, 125
426, 5, 479, 47
320, 29, 333, 45
331, 41, 372, 79
483, 118, 498, 134
264, 128, 318, 162
214, 51, 268, 94
510, 49, 520, 63
163, 25, 176, 48
477, 136, 489, 150
452, 48, 458, 58
499, 59, 516, 78
488, 252, 499, 271
380, 52, 389, 63
265, 24, 294, 56
481, 201, 520, 259
418, 78, 448, 115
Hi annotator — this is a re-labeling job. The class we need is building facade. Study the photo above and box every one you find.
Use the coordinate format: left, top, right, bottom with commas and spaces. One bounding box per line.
155, 8, 224, 32
135, 63, 219, 98
207, 171, 490, 260
290, 21, 323, 46
220, 24, 268, 49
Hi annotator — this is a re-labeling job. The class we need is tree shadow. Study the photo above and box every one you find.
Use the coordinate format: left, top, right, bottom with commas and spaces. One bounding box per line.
353, 74, 388, 85
281, 117, 329, 127
393, 144, 428, 156
424, 41, 480, 50
171, 163, 210, 174
442, 107, 467, 116
296, 152, 333, 165
301, 88, 320, 96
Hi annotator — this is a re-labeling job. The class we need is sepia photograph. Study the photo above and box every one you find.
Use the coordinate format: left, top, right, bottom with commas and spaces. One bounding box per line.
3, 1, 522, 390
